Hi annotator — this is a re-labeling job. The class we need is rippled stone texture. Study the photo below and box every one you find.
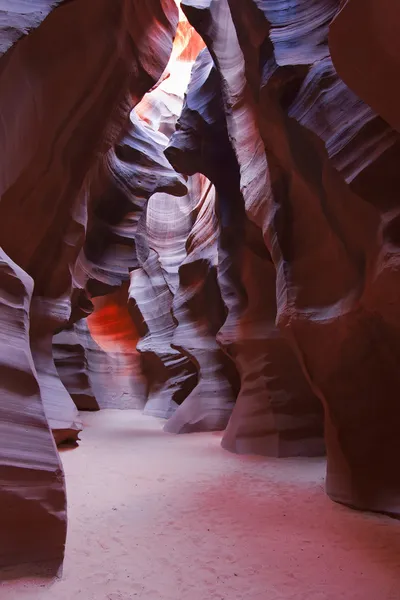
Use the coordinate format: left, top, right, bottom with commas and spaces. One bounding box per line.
81, 111, 187, 295
163, 179, 239, 433
127, 26, 238, 430
129, 181, 200, 420
73, 83, 189, 414
120, 21, 235, 429
0, 249, 66, 569
81, 103, 190, 414
53, 325, 99, 412
0, 0, 179, 569
0, 0, 179, 443
85, 288, 147, 410
181, 0, 400, 514
167, 49, 324, 454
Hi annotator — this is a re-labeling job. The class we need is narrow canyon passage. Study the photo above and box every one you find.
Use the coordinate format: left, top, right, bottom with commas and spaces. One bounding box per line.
2, 0, 400, 589
2, 410, 399, 600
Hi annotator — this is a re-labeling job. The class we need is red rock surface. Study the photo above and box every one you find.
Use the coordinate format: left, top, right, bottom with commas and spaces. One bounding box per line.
53, 325, 100, 412
179, 0, 400, 515
163, 179, 239, 432
0, 1, 63, 55
167, 48, 324, 453
330, 0, 400, 133
128, 32, 238, 430
84, 287, 147, 410
0, 0, 179, 570
1, 0, 400, 577
128, 182, 200, 420
0, 249, 66, 569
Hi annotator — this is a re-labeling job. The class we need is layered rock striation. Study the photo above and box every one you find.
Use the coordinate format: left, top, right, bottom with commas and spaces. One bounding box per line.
167, 48, 324, 454
85, 288, 147, 410
0, 250, 66, 569
53, 325, 99, 412
0, 0, 179, 570
1, 0, 400, 580
178, 0, 400, 515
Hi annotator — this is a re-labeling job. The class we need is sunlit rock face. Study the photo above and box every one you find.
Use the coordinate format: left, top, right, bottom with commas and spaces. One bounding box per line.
164, 179, 240, 433
85, 286, 147, 410
0, 0, 179, 570
125, 12, 239, 430
128, 182, 200, 420
179, 0, 400, 515
79, 99, 189, 415
80, 111, 187, 295
82, 8, 233, 428
74, 32, 191, 407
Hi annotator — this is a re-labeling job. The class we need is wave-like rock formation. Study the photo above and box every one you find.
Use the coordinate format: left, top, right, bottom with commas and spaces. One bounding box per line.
2, 0, 400, 576
127, 31, 238, 430
129, 183, 200, 419
0, 0, 179, 570
178, 0, 400, 515
80, 102, 190, 414
164, 179, 239, 433
0, 0, 179, 444
85, 288, 147, 410
53, 325, 99, 412
0, 249, 66, 569
80, 111, 187, 295
167, 48, 324, 454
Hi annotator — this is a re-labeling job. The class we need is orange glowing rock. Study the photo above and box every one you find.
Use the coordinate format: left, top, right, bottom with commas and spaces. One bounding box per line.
135, 8, 204, 124
87, 284, 139, 354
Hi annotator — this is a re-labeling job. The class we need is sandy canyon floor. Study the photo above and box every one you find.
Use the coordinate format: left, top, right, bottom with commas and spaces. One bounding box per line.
1, 410, 400, 600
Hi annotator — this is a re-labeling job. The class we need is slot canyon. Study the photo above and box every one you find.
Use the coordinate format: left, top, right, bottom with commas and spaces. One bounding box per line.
0, 1, 400, 598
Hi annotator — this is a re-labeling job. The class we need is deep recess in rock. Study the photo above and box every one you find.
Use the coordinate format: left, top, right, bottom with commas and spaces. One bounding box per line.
0, 0, 399, 576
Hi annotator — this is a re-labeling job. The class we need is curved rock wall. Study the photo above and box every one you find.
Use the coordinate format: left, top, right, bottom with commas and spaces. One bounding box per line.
101, 19, 237, 429
167, 48, 324, 454
330, 0, 400, 134
0, 250, 66, 569
164, 179, 239, 433
129, 184, 200, 419
0, 0, 179, 570
0, 1, 63, 55
126, 33, 239, 430
85, 288, 147, 410
53, 325, 100, 412
178, 0, 400, 515
0, 0, 179, 444
80, 104, 190, 413
1, 0, 400, 577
